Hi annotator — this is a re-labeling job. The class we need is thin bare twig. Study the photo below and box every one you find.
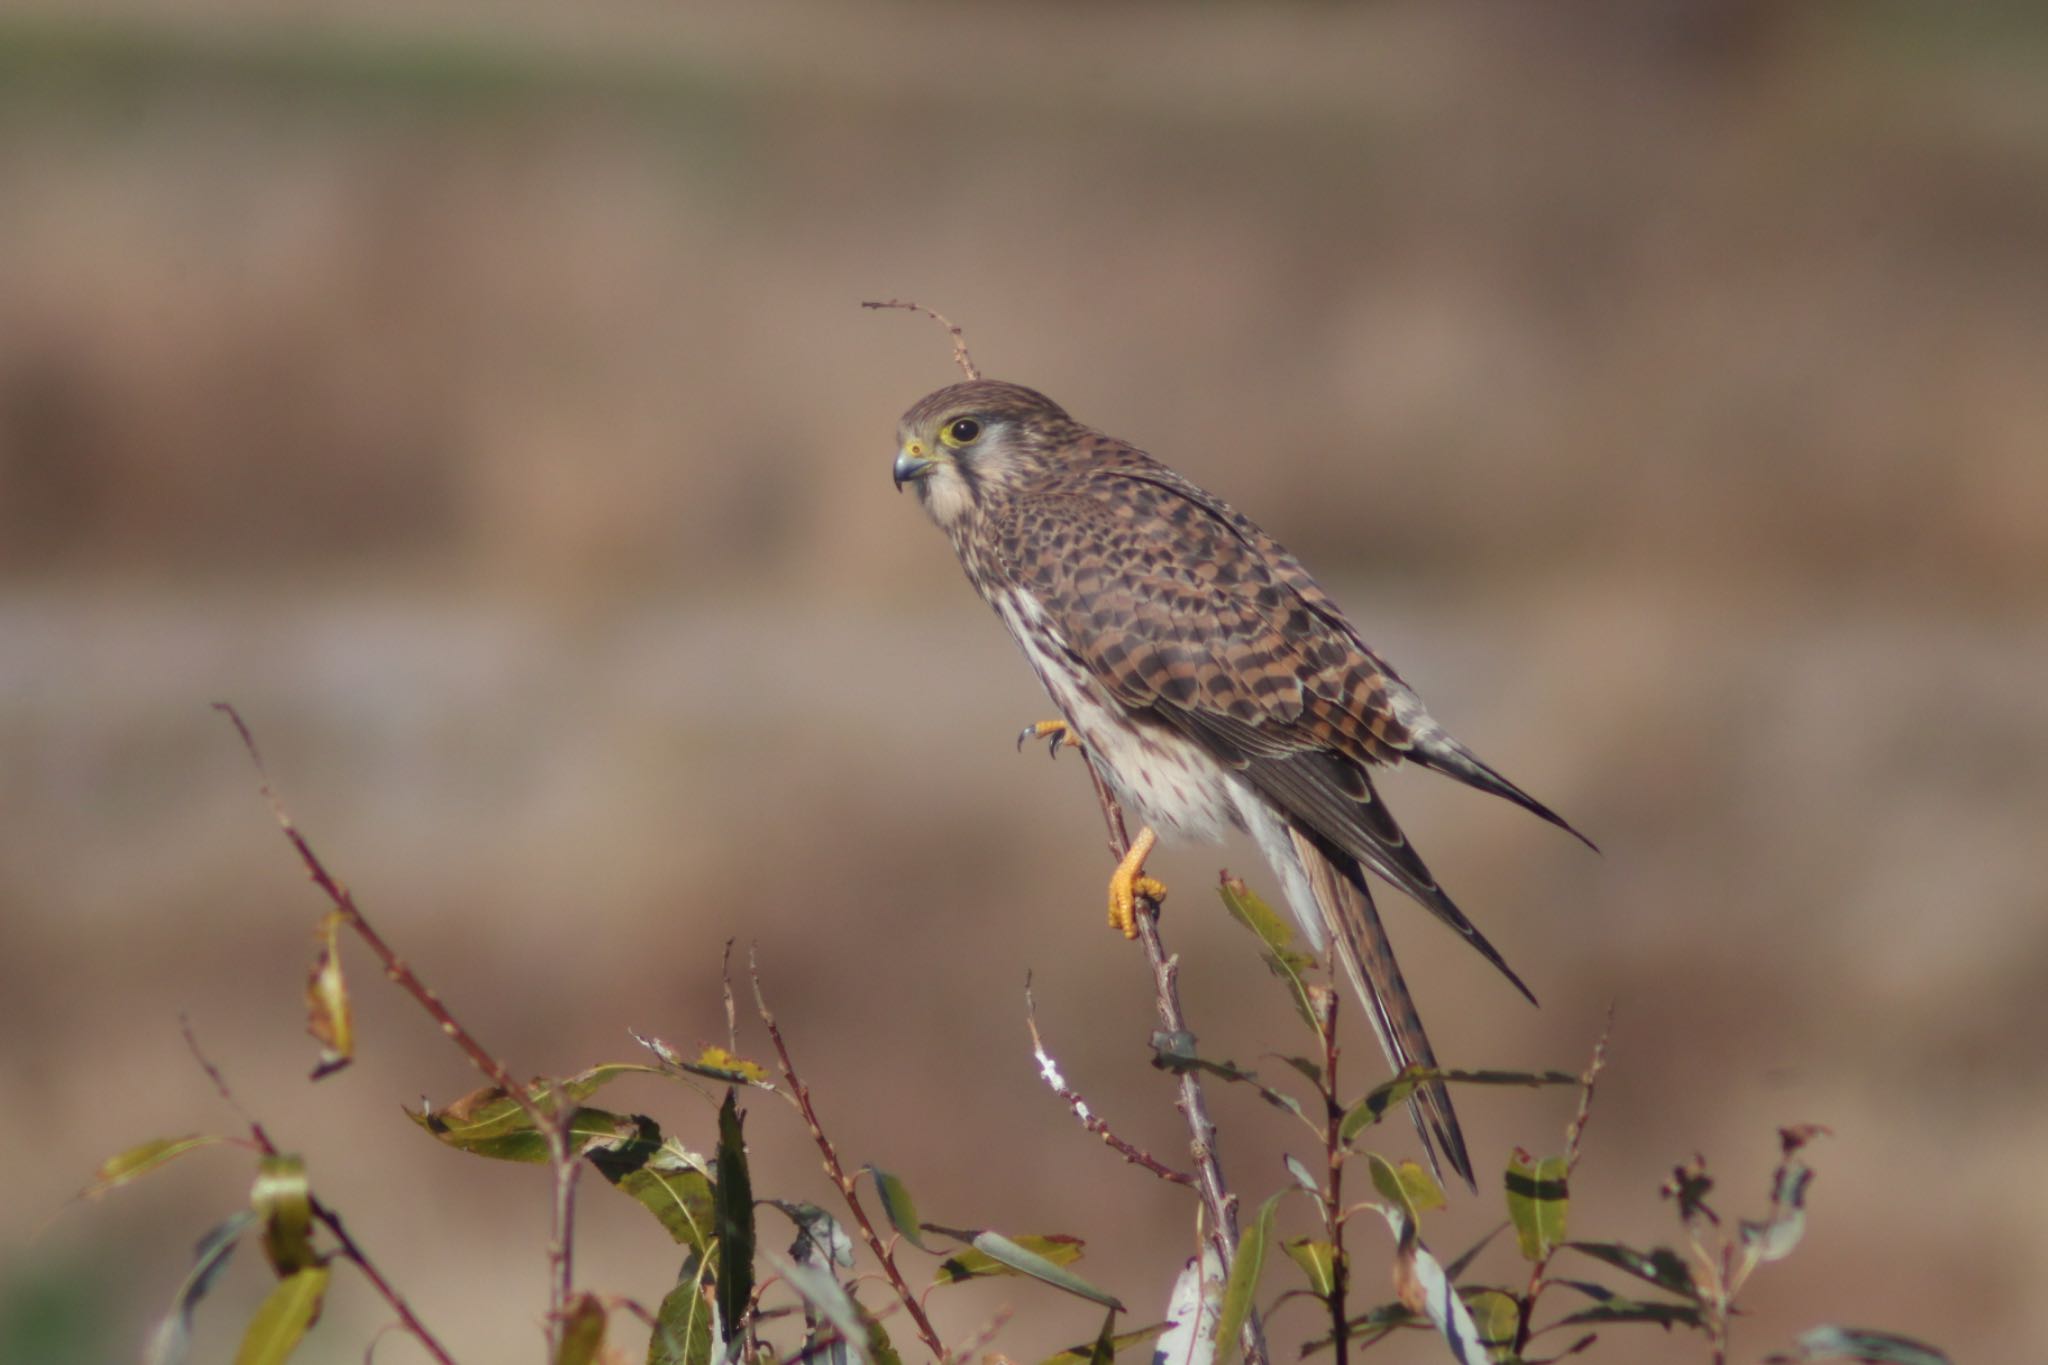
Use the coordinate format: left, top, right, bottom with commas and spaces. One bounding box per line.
939, 1306, 1015, 1365
750, 953, 950, 1362
180, 1016, 457, 1365
214, 702, 580, 1351
1074, 759, 1269, 1365
1024, 975, 1195, 1187
861, 299, 981, 380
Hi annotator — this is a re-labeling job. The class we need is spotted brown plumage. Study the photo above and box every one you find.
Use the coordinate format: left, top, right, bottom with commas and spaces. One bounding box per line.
893, 378, 1593, 1189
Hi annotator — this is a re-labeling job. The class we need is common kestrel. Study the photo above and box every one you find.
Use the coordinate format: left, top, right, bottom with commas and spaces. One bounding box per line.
892, 379, 1590, 1188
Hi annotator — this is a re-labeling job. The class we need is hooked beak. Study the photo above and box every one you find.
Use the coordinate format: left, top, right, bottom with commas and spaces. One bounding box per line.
892, 442, 935, 492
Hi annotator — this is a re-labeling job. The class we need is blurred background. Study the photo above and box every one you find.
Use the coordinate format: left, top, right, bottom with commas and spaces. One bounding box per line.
3, 2, 2044, 1361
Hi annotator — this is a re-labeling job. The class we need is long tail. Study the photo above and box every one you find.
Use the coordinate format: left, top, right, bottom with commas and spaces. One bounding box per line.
1287, 826, 1474, 1191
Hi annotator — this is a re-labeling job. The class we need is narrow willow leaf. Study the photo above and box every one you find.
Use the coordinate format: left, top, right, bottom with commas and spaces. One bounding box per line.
1298, 1301, 1417, 1357
1148, 1047, 1309, 1124
1440, 1224, 1505, 1283
949, 1232, 1122, 1309
84, 1135, 227, 1199
1153, 1249, 1221, 1365
552, 1293, 606, 1365
145, 1211, 256, 1365
1086, 1308, 1117, 1365
1283, 1156, 1322, 1196
304, 910, 353, 1079
1561, 1242, 1699, 1301
1215, 1191, 1282, 1364
1341, 1069, 1578, 1145
1366, 1205, 1486, 1365
1764, 1325, 1952, 1365
714, 1091, 755, 1334
1036, 1322, 1168, 1365
1218, 878, 1319, 1029
1281, 1238, 1336, 1298
769, 1252, 869, 1365
647, 1255, 717, 1365
597, 1137, 715, 1250
679, 1047, 772, 1086
232, 1264, 330, 1365
251, 1154, 317, 1276
1461, 1288, 1519, 1363
932, 1231, 1084, 1283
1505, 1151, 1568, 1262
1553, 1297, 1703, 1329
1366, 1154, 1417, 1232
864, 1166, 933, 1252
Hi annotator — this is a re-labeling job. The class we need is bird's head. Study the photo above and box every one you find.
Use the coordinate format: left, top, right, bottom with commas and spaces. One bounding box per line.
893, 380, 1074, 528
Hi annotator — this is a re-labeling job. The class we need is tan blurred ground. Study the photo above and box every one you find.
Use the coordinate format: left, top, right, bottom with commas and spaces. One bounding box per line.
3, 2, 2045, 1361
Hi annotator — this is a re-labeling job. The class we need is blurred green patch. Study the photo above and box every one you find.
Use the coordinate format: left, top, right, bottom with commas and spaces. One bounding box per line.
0, 1254, 118, 1365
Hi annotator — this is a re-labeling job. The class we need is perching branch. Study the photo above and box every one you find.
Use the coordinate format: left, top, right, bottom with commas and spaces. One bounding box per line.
1074, 758, 1270, 1365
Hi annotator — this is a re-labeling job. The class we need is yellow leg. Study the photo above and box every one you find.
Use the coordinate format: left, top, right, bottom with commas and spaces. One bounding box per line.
1016, 719, 1082, 758
1107, 825, 1168, 939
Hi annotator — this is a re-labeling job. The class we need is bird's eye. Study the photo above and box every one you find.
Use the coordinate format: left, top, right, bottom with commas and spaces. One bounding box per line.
943, 417, 982, 447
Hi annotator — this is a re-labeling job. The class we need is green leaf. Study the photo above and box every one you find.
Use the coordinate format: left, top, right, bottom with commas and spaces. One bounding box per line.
1037, 1322, 1169, 1365
1282, 1238, 1337, 1298
304, 909, 353, 1079
933, 1231, 1122, 1309
1148, 1044, 1309, 1124
856, 1301, 904, 1365
1299, 1301, 1417, 1356
1553, 1296, 1703, 1330
1218, 877, 1320, 1029
769, 1251, 869, 1365
1561, 1242, 1699, 1301
1215, 1191, 1282, 1364
84, 1135, 227, 1199
680, 1046, 771, 1086
145, 1211, 257, 1365
1341, 1069, 1577, 1145
251, 1154, 317, 1276
1393, 1160, 1446, 1214
647, 1255, 718, 1365
232, 1265, 330, 1365
865, 1166, 933, 1252
412, 1066, 668, 1162
552, 1293, 607, 1365
596, 1137, 716, 1250
714, 1091, 755, 1335
1440, 1224, 1505, 1282
934, 1231, 1084, 1282
1505, 1151, 1568, 1262
1366, 1153, 1418, 1233
1461, 1288, 1519, 1363
1764, 1325, 1952, 1365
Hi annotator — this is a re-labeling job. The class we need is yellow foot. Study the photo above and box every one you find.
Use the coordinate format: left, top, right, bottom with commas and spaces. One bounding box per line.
1107, 826, 1168, 939
1016, 719, 1082, 759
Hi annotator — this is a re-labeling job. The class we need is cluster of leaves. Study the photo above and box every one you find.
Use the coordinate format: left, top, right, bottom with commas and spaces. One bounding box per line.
72, 712, 1953, 1365
1188, 878, 1952, 1365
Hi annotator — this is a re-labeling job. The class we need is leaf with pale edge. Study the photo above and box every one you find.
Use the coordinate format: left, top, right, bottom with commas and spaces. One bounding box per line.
1215, 1191, 1281, 1365
1763, 1325, 1951, 1365
865, 1165, 934, 1252
305, 909, 352, 1079
714, 1091, 755, 1336
145, 1210, 256, 1365
251, 1154, 317, 1276
1505, 1151, 1568, 1262
1341, 1069, 1576, 1145
1152, 1249, 1221, 1365
232, 1264, 329, 1365
84, 1135, 227, 1200
1462, 1289, 1519, 1364
411, 1064, 668, 1161
930, 1230, 1121, 1309
1366, 1203, 1486, 1365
